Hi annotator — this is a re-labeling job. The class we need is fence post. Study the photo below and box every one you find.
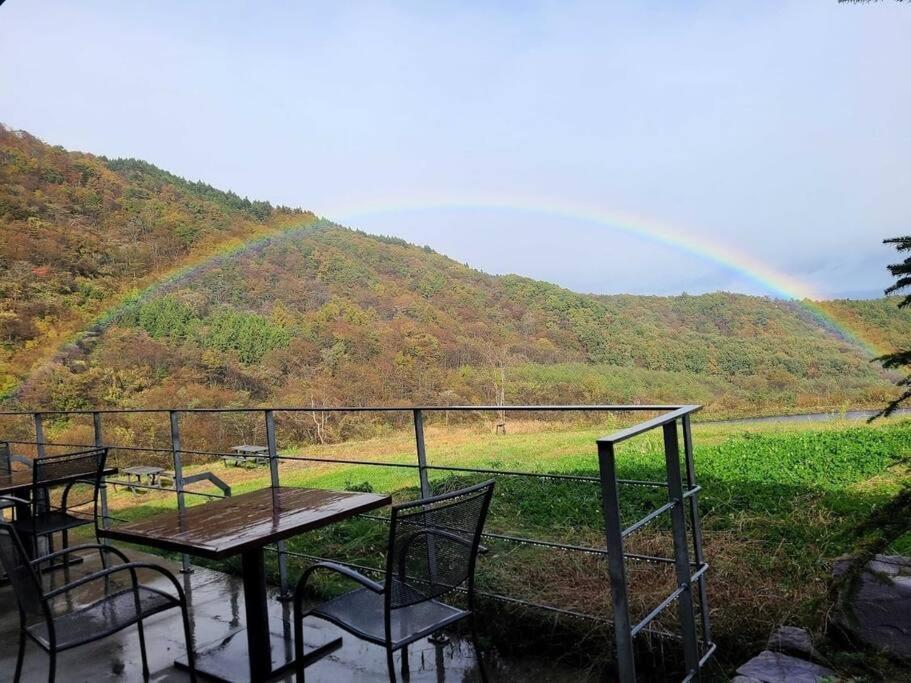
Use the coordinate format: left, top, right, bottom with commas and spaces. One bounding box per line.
682, 415, 712, 648
93, 411, 110, 541
33, 412, 46, 458
598, 439, 636, 682
663, 420, 700, 679
169, 410, 191, 574
265, 409, 290, 599
413, 409, 431, 497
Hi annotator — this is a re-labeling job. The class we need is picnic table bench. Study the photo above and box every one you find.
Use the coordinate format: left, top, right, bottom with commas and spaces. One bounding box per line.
222, 445, 270, 468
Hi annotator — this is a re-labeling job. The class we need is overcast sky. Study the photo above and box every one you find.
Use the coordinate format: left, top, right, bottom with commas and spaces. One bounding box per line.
2, 1, 908, 299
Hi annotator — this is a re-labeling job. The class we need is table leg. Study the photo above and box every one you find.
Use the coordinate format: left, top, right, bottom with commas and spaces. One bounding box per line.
241, 549, 272, 682
174, 547, 342, 682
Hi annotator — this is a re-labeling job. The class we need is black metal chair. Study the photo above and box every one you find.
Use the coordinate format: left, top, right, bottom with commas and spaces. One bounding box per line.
0, 441, 14, 520
0, 522, 196, 682
12, 448, 108, 560
293, 479, 495, 682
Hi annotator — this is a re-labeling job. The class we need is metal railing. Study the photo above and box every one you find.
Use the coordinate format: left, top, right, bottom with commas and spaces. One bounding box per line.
0, 404, 715, 681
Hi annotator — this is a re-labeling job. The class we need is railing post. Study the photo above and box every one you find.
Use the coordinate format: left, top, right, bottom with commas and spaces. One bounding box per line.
598, 439, 636, 682
33, 412, 46, 458
169, 410, 191, 574
413, 409, 431, 497
265, 409, 290, 599
683, 415, 712, 648
93, 411, 110, 541
663, 420, 700, 679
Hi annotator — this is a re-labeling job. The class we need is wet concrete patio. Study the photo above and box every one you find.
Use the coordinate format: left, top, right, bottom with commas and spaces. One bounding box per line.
0, 546, 594, 682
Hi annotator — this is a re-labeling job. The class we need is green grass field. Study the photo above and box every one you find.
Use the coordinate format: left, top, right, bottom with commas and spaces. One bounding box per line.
101, 416, 911, 679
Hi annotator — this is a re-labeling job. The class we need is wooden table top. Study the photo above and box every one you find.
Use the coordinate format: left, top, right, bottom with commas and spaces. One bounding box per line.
0, 467, 118, 495
230, 445, 268, 454
100, 486, 391, 560
122, 466, 165, 476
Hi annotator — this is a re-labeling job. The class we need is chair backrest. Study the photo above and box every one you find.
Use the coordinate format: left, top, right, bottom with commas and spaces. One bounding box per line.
0, 441, 11, 475
385, 480, 494, 609
32, 448, 108, 520
0, 522, 47, 624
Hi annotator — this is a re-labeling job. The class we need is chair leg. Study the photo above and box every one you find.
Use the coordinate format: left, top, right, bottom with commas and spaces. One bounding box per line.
14, 628, 25, 682
47, 650, 56, 683
180, 603, 197, 683
137, 617, 150, 679
386, 645, 397, 683
294, 608, 306, 683
470, 614, 488, 683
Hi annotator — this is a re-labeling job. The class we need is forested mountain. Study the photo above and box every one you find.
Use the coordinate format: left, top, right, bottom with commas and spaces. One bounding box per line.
1, 125, 907, 421
0, 124, 313, 395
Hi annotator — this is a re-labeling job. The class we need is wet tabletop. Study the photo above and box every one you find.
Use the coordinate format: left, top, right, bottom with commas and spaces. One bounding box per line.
0, 466, 117, 495
100, 486, 391, 560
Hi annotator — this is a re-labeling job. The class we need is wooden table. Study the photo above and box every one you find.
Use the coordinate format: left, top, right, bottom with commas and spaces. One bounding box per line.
100, 486, 391, 683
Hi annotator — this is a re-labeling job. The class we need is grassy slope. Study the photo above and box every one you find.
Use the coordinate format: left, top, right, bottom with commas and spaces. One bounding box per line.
98, 416, 911, 678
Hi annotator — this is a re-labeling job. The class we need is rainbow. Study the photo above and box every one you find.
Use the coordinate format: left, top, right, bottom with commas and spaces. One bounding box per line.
3, 220, 322, 399
327, 192, 888, 357
5, 198, 889, 400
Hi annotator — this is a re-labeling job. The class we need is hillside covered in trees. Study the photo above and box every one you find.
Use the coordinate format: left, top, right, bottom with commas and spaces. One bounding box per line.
1, 126, 907, 425
0, 124, 313, 396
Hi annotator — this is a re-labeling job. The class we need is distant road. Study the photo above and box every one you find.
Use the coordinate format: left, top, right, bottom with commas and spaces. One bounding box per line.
711, 408, 911, 426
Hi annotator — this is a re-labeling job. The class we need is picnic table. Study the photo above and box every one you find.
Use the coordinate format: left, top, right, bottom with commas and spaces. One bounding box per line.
121, 465, 167, 489
223, 445, 270, 468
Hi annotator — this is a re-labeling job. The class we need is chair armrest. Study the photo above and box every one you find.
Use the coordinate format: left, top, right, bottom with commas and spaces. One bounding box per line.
31, 543, 130, 570
294, 561, 384, 605
0, 495, 30, 507
43, 561, 186, 602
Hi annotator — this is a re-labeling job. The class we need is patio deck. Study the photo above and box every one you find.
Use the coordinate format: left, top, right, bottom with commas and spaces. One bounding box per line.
0, 546, 586, 682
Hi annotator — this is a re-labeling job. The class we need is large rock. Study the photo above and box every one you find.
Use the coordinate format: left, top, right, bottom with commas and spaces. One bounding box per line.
833, 554, 911, 659
736, 650, 834, 683
766, 625, 824, 663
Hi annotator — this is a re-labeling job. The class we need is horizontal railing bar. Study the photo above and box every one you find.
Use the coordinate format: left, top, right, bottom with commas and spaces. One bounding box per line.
682, 484, 702, 499
275, 454, 422, 469
421, 463, 601, 482
622, 500, 678, 538
631, 585, 686, 636
597, 405, 702, 445
7, 440, 676, 489
99, 514, 130, 524
422, 463, 667, 488
630, 563, 710, 637
272, 546, 614, 624
5, 439, 173, 454
481, 530, 680, 564
0, 404, 684, 417
103, 480, 225, 499
681, 642, 718, 682
354, 513, 681, 565
699, 642, 718, 667
689, 563, 709, 584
